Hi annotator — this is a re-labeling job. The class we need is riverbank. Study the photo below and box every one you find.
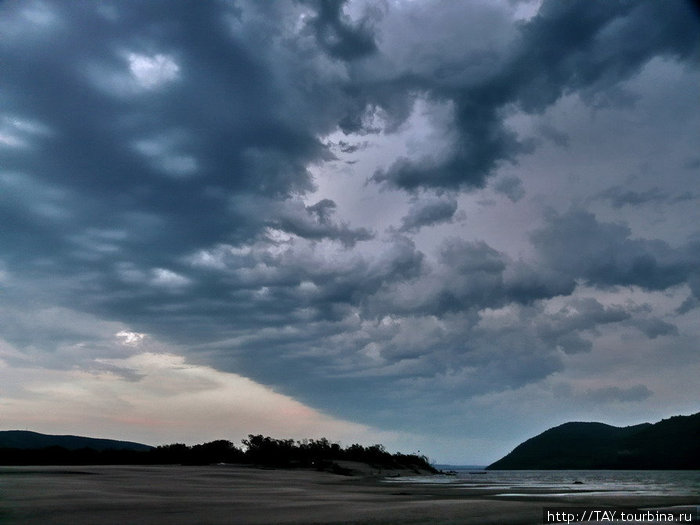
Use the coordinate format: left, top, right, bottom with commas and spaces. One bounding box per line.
0, 465, 697, 524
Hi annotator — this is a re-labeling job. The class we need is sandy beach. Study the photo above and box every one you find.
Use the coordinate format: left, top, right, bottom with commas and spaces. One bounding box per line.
0, 465, 697, 525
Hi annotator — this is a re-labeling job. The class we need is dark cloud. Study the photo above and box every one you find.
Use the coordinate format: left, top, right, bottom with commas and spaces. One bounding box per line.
504, 262, 577, 304
335, 140, 368, 154
677, 272, 700, 313
1, 1, 328, 267
535, 298, 630, 354
370, 101, 526, 191
628, 318, 678, 339
509, 1, 697, 110
374, 239, 514, 317
493, 176, 525, 202
595, 186, 698, 208
583, 384, 653, 403
305, 0, 378, 61
531, 209, 700, 292
371, 0, 699, 192
397, 196, 458, 233
596, 186, 669, 208
272, 198, 374, 247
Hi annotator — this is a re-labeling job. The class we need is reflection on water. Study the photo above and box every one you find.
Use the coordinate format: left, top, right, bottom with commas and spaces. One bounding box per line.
384, 469, 700, 498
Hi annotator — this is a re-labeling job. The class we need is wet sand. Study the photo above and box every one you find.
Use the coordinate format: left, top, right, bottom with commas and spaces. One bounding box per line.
0, 465, 696, 524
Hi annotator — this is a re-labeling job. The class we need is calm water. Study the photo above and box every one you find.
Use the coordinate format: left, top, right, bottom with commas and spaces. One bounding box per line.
385, 469, 700, 498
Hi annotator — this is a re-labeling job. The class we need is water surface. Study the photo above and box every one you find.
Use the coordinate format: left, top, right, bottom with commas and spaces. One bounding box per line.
384, 469, 700, 498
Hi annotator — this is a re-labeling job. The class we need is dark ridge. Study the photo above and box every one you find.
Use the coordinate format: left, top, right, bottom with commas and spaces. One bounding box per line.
0, 430, 153, 452
487, 412, 700, 470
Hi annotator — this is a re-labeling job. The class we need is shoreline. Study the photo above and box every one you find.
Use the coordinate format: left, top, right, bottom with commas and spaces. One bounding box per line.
1, 465, 697, 524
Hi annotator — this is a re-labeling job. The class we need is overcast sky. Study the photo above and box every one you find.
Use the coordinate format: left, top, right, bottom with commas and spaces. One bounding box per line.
1, 0, 698, 464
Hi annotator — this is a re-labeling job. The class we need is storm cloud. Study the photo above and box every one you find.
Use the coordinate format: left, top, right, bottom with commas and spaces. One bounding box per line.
371, 0, 698, 192
1, 0, 698, 463
398, 196, 458, 233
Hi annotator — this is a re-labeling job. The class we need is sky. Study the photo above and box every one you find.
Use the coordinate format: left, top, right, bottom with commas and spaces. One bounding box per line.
0, 0, 698, 465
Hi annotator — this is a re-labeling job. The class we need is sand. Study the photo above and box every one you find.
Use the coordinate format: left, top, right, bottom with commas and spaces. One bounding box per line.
0, 465, 697, 524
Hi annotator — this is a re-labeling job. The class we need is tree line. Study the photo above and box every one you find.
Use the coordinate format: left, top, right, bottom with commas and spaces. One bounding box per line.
0, 435, 437, 473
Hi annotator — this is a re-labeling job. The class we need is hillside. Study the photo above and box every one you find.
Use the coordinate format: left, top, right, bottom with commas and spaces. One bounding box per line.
487, 412, 700, 470
0, 430, 153, 452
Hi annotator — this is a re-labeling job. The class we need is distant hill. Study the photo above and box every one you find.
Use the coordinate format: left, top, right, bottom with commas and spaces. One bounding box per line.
0, 430, 152, 452
487, 412, 700, 470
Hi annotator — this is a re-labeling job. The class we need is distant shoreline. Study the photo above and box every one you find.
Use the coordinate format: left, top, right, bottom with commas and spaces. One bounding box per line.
0, 432, 437, 475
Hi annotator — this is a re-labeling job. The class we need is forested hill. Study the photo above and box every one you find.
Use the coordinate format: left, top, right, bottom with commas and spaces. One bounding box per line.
487, 412, 700, 470
0, 430, 152, 451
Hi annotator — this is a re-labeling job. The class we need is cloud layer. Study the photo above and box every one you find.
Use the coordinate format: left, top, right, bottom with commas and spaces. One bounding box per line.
1, 0, 698, 463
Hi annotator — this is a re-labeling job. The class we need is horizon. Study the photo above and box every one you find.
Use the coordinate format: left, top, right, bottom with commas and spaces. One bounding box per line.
2, 410, 698, 466
1, 0, 699, 465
